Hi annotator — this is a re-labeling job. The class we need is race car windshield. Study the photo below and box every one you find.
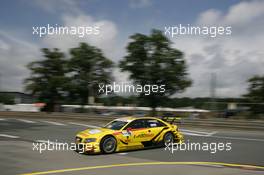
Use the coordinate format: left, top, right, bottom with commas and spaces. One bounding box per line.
104, 120, 128, 130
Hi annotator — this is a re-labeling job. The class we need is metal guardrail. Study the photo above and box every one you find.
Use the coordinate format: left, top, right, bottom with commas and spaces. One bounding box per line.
0, 111, 263, 130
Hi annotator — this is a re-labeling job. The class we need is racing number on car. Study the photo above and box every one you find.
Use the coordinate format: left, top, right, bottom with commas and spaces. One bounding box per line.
121, 130, 132, 142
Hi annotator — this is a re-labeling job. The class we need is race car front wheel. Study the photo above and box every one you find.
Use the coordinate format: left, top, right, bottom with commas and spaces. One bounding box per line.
163, 132, 174, 145
100, 136, 117, 154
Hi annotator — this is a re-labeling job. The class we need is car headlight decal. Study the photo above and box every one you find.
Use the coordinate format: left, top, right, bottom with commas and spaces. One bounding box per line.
84, 138, 97, 143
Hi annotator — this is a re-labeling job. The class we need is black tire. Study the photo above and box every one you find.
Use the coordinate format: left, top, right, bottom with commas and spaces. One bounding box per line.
163, 132, 174, 146
100, 136, 117, 154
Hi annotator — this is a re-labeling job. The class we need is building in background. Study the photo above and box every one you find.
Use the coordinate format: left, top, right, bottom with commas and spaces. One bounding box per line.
0, 91, 35, 104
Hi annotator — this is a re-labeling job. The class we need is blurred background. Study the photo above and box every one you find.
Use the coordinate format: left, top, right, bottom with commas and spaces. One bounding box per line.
0, 0, 263, 119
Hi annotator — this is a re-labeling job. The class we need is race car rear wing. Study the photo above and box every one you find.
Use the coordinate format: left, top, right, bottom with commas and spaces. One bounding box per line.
161, 116, 182, 124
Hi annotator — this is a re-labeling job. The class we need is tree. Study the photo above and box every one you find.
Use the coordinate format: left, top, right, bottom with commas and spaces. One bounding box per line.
25, 48, 68, 112
244, 75, 264, 114
68, 43, 113, 106
119, 29, 191, 114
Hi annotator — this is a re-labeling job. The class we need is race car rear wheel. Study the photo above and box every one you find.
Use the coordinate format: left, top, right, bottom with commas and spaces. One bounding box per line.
163, 132, 174, 145
100, 136, 117, 154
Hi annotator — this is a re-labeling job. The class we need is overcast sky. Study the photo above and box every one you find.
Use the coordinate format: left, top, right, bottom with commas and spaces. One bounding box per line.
0, 0, 263, 98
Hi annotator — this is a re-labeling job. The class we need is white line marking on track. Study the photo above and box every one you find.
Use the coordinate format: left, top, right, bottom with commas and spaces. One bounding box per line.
182, 130, 264, 142
180, 129, 209, 134
16, 119, 36, 123
207, 131, 218, 136
181, 129, 217, 137
117, 152, 128, 155
35, 140, 64, 144
208, 135, 264, 142
43, 121, 66, 126
182, 132, 209, 137
0, 134, 19, 138
0, 118, 6, 121
69, 122, 99, 128
36, 140, 51, 143
180, 129, 217, 136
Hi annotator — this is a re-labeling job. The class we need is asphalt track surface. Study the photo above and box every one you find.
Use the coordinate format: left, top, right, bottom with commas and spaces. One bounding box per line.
0, 117, 263, 175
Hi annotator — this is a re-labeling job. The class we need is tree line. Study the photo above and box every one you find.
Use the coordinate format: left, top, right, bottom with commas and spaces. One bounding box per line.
24, 29, 191, 112
23, 29, 264, 115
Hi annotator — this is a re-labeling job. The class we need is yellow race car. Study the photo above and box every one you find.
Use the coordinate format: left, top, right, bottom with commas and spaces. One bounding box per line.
75, 116, 183, 154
